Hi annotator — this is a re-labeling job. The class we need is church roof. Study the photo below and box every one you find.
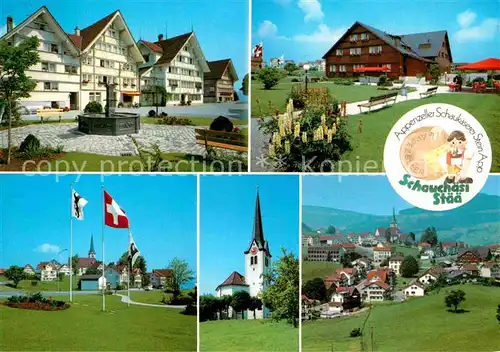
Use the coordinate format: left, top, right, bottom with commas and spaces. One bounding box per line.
244, 189, 271, 257
216, 271, 248, 290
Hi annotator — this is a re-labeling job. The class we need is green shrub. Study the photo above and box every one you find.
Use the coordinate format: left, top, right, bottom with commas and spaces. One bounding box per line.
31, 280, 38, 287
291, 78, 300, 83
19, 134, 40, 154
170, 295, 195, 306
83, 101, 103, 114
115, 284, 124, 291
472, 77, 485, 83
350, 328, 362, 337
182, 303, 197, 315
257, 67, 283, 89
156, 116, 194, 126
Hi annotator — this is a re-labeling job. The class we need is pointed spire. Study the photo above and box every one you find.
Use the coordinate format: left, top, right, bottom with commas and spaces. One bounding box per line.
89, 234, 95, 257
252, 187, 265, 248
392, 207, 396, 222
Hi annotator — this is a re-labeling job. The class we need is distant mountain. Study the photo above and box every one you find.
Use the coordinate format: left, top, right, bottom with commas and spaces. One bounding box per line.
302, 193, 500, 246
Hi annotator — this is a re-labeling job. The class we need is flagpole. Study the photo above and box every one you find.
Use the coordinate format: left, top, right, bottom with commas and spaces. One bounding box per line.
128, 227, 131, 307
69, 183, 73, 303
101, 185, 106, 312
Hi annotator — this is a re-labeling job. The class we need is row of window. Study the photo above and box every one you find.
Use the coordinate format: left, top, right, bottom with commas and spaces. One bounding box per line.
168, 80, 202, 89
81, 56, 135, 72
177, 55, 195, 65
82, 74, 137, 86
168, 66, 200, 77
95, 41, 128, 56
329, 63, 391, 72
350, 33, 371, 42
335, 45, 383, 56
41, 62, 78, 74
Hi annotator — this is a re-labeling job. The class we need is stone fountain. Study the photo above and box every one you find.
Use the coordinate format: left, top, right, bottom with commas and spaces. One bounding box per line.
78, 84, 140, 136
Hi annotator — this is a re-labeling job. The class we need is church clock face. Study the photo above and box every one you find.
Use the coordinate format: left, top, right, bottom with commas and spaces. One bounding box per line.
251, 246, 257, 254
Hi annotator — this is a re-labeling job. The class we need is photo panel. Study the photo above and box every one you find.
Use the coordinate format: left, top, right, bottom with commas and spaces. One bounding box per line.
301, 174, 499, 351
250, 0, 499, 173
0, 0, 249, 173
199, 174, 300, 351
0, 174, 197, 351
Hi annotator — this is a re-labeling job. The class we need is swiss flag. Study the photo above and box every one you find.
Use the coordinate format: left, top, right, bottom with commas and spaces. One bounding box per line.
104, 191, 129, 228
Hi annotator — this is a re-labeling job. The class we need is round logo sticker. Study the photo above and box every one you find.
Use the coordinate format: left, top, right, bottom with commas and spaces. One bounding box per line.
384, 103, 491, 211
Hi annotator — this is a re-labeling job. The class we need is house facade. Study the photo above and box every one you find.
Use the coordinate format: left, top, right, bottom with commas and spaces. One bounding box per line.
322, 21, 451, 79
357, 280, 390, 302
149, 269, 174, 288
137, 32, 209, 106
403, 282, 425, 297
373, 243, 393, 265
388, 256, 404, 275
23, 264, 36, 275
306, 245, 344, 262
204, 59, 238, 103
1, 7, 144, 111
37, 262, 58, 281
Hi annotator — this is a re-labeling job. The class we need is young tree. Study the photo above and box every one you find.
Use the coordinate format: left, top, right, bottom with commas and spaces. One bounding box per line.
342, 252, 362, 268
257, 67, 282, 90
408, 232, 416, 242
220, 294, 233, 319
4, 266, 25, 288
58, 273, 65, 282
241, 73, 248, 96
84, 268, 102, 275
445, 290, 466, 312
400, 255, 419, 278
71, 255, 80, 275
284, 62, 299, 74
0, 36, 40, 164
420, 227, 438, 246
200, 295, 218, 322
326, 225, 336, 234
303, 278, 327, 302
167, 257, 195, 292
262, 249, 299, 327
231, 291, 251, 319
248, 297, 263, 319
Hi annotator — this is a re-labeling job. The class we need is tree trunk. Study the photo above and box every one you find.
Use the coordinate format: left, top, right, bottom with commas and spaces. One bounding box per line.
253, 310, 256, 319
292, 316, 297, 328
7, 99, 12, 165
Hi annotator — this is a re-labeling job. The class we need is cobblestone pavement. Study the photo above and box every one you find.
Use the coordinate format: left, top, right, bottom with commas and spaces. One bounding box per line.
0, 123, 206, 156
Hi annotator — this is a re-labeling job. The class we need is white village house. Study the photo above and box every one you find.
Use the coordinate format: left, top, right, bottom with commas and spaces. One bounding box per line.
403, 281, 425, 297
1, 6, 145, 110
37, 262, 58, 281
137, 32, 209, 106
23, 264, 36, 275
216, 190, 272, 319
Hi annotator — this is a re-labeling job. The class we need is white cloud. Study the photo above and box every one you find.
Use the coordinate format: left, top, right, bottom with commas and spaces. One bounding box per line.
298, 0, 324, 22
0, 24, 6, 37
455, 17, 500, 43
457, 10, 477, 28
256, 20, 290, 40
293, 24, 346, 44
35, 243, 60, 253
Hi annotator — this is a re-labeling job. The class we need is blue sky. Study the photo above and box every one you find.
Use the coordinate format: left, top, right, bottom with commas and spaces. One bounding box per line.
303, 175, 500, 216
0, 174, 197, 281
199, 175, 299, 295
253, 0, 500, 63
1, 0, 249, 85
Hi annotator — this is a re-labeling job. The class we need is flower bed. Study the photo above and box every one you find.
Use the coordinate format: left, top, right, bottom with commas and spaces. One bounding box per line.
4, 292, 70, 311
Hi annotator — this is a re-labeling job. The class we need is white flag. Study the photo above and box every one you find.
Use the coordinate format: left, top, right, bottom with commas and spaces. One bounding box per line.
72, 190, 88, 220
129, 233, 140, 267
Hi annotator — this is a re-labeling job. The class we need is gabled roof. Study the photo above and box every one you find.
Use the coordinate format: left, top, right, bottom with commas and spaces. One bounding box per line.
205, 59, 239, 82
152, 269, 173, 278
139, 40, 163, 53
77, 258, 101, 268
0, 6, 79, 56
216, 271, 248, 290
24, 264, 35, 271
363, 280, 390, 290
400, 30, 451, 60
458, 246, 491, 260
404, 281, 425, 290
322, 21, 435, 63
67, 33, 82, 49
80, 10, 118, 51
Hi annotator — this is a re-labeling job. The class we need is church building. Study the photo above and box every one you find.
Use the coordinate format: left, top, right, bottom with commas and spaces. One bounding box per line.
75, 234, 103, 276
215, 189, 272, 319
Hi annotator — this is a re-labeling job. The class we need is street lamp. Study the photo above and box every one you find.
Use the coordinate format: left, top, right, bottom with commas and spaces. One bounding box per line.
303, 64, 310, 93
54, 249, 68, 292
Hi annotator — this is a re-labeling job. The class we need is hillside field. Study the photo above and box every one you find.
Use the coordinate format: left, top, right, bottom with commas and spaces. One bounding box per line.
302, 285, 500, 351
303, 261, 341, 282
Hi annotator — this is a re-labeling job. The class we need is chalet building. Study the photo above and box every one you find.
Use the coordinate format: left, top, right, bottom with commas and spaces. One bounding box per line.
306, 245, 344, 262
37, 261, 58, 281
137, 32, 209, 106
23, 264, 36, 275
388, 255, 404, 275
323, 21, 452, 80
149, 269, 174, 288
403, 281, 425, 297
457, 246, 491, 264
373, 243, 393, 265
1, 7, 145, 110
2, 8, 144, 109
204, 59, 238, 103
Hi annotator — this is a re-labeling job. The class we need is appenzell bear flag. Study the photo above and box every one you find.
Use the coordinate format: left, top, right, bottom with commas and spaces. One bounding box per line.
72, 190, 88, 220
104, 191, 129, 228
128, 233, 140, 267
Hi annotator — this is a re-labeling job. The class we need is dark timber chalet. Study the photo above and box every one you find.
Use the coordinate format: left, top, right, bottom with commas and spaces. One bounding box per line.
323, 21, 453, 79
204, 59, 238, 103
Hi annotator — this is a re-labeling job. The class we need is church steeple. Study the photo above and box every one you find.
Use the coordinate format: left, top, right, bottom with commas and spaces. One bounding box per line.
244, 187, 270, 256
88, 234, 96, 259
390, 207, 398, 228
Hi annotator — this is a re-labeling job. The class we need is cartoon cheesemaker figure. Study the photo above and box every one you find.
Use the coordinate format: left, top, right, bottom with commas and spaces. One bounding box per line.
445, 130, 473, 183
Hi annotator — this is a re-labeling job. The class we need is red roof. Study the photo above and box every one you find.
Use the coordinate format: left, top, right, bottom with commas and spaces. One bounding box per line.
320, 236, 335, 241
367, 269, 389, 283
216, 271, 248, 290
0, 268, 5, 275
442, 242, 457, 248
77, 258, 100, 268
364, 280, 390, 290
374, 246, 393, 252
457, 58, 500, 71
342, 243, 356, 248
140, 40, 163, 53
152, 269, 173, 278
66, 33, 82, 49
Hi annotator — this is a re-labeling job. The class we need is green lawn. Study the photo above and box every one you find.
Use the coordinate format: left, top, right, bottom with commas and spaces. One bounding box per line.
342, 93, 500, 172
10, 277, 78, 292
130, 289, 194, 305
302, 261, 341, 283
302, 285, 499, 351
252, 80, 383, 117
393, 245, 420, 258
200, 319, 299, 351
0, 294, 196, 351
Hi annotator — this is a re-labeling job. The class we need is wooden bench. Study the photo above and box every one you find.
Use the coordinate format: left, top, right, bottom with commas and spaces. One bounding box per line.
36, 108, 64, 123
195, 128, 248, 153
419, 86, 438, 98
357, 92, 398, 113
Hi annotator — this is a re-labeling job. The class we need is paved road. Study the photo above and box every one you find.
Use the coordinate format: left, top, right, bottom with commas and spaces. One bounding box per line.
115, 293, 186, 309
